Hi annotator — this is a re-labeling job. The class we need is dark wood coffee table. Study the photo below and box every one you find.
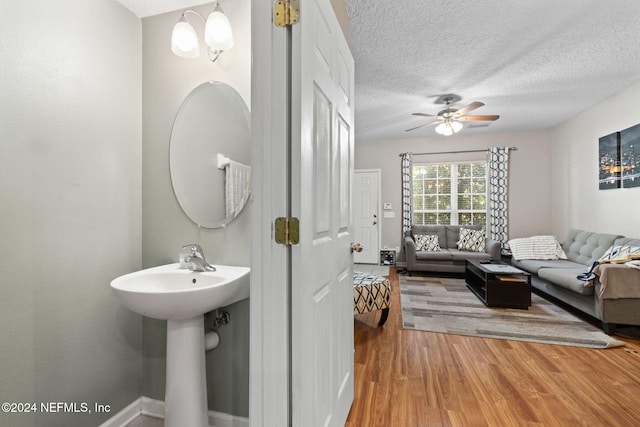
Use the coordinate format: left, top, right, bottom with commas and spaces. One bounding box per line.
465, 259, 532, 309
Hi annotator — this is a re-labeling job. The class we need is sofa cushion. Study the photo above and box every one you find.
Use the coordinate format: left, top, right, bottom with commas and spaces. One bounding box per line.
457, 227, 486, 252
562, 229, 622, 265
512, 259, 585, 275
415, 250, 453, 261
538, 267, 595, 296
448, 249, 491, 261
445, 224, 481, 249
415, 234, 441, 251
411, 225, 447, 248
614, 237, 640, 248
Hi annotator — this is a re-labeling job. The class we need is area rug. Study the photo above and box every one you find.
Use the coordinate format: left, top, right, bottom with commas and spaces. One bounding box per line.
400, 275, 625, 348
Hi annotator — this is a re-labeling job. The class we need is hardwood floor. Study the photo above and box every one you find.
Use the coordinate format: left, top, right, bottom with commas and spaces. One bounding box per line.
346, 268, 640, 427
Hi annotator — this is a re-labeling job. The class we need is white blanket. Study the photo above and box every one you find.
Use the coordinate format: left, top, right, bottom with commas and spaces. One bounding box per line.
508, 235, 567, 260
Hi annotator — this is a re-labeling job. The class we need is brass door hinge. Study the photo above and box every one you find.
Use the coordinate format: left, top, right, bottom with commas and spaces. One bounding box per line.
275, 217, 300, 245
274, 0, 300, 27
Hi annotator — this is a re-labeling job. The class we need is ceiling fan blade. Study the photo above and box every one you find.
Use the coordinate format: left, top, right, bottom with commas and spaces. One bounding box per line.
411, 112, 437, 118
458, 115, 500, 121
406, 121, 440, 132
452, 101, 484, 117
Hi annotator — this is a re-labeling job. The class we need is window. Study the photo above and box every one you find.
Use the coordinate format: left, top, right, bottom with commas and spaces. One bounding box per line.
412, 162, 487, 226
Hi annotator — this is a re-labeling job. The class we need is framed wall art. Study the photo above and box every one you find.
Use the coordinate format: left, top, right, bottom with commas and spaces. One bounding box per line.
598, 132, 621, 190
620, 123, 640, 189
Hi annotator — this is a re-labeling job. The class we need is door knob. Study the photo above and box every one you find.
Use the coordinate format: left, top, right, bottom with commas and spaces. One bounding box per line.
351, 243, 363, 253
372, 221, 377, 226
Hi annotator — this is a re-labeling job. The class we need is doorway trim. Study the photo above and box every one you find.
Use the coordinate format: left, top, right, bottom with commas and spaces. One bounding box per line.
249, 0, 290, 425
354, 169, 382, 264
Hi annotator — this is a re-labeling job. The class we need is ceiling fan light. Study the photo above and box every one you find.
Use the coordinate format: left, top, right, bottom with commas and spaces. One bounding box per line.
436, 122, 455, 136
451, 121, 463, 133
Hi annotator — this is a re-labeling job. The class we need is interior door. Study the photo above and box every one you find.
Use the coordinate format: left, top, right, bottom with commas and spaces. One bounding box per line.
290, 0, 355, 425
353, 170, 380, 264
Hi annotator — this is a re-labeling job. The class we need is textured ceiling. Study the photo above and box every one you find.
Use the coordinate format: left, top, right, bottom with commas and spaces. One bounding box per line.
119, 0, 640, 141
344, 0, 640, 141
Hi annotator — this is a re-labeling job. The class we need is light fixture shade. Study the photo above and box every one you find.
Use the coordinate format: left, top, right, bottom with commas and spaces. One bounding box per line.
205, 8, 234, 51
435, 122, 452, 136
451, 121, 463, 133
435, 120, 462, 136
172, 19, 200, 58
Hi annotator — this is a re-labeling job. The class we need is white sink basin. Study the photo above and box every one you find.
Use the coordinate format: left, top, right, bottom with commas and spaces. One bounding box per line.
111, 262, 250, 426
110, 263, 250, 320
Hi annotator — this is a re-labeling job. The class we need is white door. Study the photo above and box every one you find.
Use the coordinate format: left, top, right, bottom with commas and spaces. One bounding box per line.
249, 0, 355, 426
353, 170, 380, 264
290, 0, 355, 425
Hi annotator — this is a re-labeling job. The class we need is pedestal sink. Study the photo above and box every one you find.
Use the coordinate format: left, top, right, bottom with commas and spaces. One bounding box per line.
110, 263, 250, 427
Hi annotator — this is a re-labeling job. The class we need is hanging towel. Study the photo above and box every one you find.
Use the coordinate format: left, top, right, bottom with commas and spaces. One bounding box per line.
225, 160, 251, 217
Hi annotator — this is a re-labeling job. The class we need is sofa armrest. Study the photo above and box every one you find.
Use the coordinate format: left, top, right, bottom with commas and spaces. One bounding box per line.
405, 236, 417, 268
485, 239, 502, 261
594, 264, 640, 299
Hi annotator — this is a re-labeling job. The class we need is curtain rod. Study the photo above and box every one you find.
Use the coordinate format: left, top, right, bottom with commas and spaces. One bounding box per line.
398, 147, 518, 157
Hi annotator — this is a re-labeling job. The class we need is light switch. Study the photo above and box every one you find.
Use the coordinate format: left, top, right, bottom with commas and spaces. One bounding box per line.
383, 211, 395, 218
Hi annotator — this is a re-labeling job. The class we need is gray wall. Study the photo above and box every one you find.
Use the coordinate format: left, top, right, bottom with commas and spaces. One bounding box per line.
141, 1, 252, 417
0, 0, 143, 426
355, 130, 554, 252
551, 81, 640, 239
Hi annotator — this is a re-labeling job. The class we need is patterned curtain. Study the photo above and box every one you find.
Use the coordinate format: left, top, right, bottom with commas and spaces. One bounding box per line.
396, 152, 413, 265
487, 147, 510, 250
401, 152, 413, 234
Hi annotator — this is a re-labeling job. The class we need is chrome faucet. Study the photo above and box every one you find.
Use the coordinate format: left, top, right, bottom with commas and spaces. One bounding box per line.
182, 244, 216, 272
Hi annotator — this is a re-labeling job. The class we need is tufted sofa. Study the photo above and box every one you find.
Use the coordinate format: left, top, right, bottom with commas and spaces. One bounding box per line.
510, 229, 640, 334
404, 224, 502, 274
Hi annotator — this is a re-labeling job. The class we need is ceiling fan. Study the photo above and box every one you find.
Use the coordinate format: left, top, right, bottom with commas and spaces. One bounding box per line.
406, 94, 500, 136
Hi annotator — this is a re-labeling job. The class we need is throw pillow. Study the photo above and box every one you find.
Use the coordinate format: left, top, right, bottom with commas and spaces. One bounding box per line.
415, 234, 440, 251
599, 245, 640, 262
457, 228, 486, 252
555, 241, 568, 259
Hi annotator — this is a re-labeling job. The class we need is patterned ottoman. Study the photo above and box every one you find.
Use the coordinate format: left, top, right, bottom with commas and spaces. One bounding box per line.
353, 271, 391, 326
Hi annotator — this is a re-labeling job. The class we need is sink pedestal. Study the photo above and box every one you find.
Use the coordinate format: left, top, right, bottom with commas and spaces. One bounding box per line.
165, 315, 208, 427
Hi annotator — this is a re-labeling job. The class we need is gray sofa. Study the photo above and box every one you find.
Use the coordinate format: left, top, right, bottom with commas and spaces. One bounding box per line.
511, 229, 640, 334
404, 225, 502, 274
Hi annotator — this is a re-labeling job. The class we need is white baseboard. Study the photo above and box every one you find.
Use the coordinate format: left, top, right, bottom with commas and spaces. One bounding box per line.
98, 398, 143, 427
139, 396, 165, 419
205, 407, 250, 427
100, 396, 249, 427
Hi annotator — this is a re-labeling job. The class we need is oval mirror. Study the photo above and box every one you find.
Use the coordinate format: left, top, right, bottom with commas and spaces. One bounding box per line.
170, 81, 251, 228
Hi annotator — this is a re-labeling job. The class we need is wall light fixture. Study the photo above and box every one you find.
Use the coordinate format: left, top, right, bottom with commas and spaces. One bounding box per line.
171, 1, 233, 63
